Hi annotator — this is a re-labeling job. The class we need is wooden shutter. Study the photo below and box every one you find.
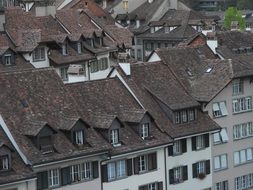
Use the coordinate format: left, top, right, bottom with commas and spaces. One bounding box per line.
181, 139, 187, 153
101, 164, 108, 182
182, 166, 188, 181
61, 167, 71, 186
37, 172, 44, 190
204, 134, 210, 148
169, 169, 174, 184
92, 161, 99, 179
139, 185, 148, 190
192, 163, 197, 178
168, 145, 173, 156
37, 171, 48, 190
158, 181, 163, 190
148, 152, 157, 170
205, 160, 210, 175
192, 136, 196, 151
127, 158, 133, 176
134, 157, 139, 174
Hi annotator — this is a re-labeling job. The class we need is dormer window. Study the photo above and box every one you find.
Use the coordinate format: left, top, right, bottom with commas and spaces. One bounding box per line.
175, 109, 196, 124
77, 42, 82, 54
33, 47, 45, 61
4, 54, 11, 65
39, 135, 54, 154
0, 156, 9, 170
62, 44, 68, 55
165, 26, 170, 33
140, 123, 149, 139
74, 130, 84, 145
110, 129, 119, 146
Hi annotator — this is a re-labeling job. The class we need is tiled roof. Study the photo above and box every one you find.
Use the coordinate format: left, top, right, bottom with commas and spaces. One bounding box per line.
0, 128, 36, 185
155, 47, 233, 102
121, 61, 220, 137
5, 7, 68, 52
0, 68, 111, 165
66, 77, 172, 154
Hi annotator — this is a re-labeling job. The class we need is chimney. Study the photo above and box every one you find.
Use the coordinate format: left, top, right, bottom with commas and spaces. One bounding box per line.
0, 14, 5, 32
102, 0, 107, 9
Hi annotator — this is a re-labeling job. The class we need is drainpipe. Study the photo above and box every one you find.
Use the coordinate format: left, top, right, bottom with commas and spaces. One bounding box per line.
164, 147, 168, 190
100, 152, 112, 190
87, 61, 91, 81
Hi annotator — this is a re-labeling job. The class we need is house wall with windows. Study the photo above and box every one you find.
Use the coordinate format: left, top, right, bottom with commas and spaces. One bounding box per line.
23, 46, 50, 68
166, 135, 212, 190
33, 155, 105, 190
102, 148, 166, 190
204, 78, 253, 190
0, 180, 36, 190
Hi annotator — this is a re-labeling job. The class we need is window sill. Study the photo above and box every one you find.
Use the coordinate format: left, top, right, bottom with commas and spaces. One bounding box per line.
213, 167, 228, 172
137, 168, 158, 175
233, 110, 252, 115
233, 135, 253, 141
213, 141, 228, 146
234, 160, 253, 167
172, 179, 184, 185
33, 59, 46, 62
108, 175, 128, 182
213, 115, 227, 119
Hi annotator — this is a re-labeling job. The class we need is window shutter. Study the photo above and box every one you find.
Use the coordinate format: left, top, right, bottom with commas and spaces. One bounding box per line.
134, 157, 139, 174
183, 166, 188, 181
36, 171, 48, 190
148, 152, 157, 170
139, 185, 148, 190
205, 160, 210, 175
127, 158, 133, 176
37, 172, 44, 190
61, 167, 71, 186
158, 181, 163, 190
92, 161, 99, 179
101, 164, 108, 182
192, 163, 197, 178
204, 134, 210, 148
168, 145, 173, 156
73, 131, 76, 144
169, 169, 174, 184
181, 139, 187, 153
192, 137, 196, 151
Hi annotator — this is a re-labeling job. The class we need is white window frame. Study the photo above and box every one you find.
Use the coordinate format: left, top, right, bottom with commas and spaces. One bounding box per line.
197, 161, 205, 174
196, 135, 205, 150
215, 180, 228, 190
138, 155, 147, 172
233, 97, 252, 114
81, 162, 92, 180
116, 160, 126, 178
1, 156, 9, 170
48, 169, 60, 187
234, 148, 253, 165
140, 123, 149, 139
214, 154, 227, 170
107, 160, 126, 180
235, 173, 253, 190
77, 42, 82, 54
213, 101, 228, 117
173, 166, 183, 183
234, 122, 253, 140
233, 79, 243, 95
75, 130, 84, 145
33, 47, 45, 61
173, 140, 182, 155
60, 67, 68, 81
4, 54, 11, 65
110, 129, 119, 146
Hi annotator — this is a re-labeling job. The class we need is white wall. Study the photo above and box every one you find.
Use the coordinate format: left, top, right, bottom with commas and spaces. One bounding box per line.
90, 54, 111, 81
166, 137, 212, 190
103, 148, 166, 190
22, 47, 50, 68
0, 179, 36, 190
148, 52, 161, 62
207, 40, 218, 54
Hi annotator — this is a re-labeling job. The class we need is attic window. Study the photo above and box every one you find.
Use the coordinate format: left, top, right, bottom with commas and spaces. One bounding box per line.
0, 156, 9, 170
20, 99, 29, 108
77, 42, 82, 54
205, 67, 212, 73
110, 129, 120, 146
74, 130, 84, 145
186, 68, 193, 76
4, 54, 11, 66
140, 123, 149, 140
62, 44, 68, 55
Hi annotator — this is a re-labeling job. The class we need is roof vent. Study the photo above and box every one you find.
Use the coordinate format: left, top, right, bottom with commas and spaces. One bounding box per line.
186, 68, 193, 76
20, 99, 29, 108
205, 67, 212, 73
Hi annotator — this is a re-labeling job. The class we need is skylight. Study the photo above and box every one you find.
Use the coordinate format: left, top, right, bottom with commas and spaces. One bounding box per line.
205, 67, 212, 73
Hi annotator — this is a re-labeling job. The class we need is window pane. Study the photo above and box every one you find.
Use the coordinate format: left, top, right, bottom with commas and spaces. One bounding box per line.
234, 152, 240, 165
221, 155, 227, 168
214, 156, 220, 169
247, 148, 253, 161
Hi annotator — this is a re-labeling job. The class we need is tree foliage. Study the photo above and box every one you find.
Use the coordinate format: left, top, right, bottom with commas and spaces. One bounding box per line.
224, 7, 246, 30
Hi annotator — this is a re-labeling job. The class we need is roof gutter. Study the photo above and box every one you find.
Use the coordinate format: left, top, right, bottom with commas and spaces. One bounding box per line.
0, 177, 37, 187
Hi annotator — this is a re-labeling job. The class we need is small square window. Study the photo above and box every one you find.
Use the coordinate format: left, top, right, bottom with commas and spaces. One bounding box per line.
0, 156, 9, 170
75, 130, 84, 145
110, 129, 120, 146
